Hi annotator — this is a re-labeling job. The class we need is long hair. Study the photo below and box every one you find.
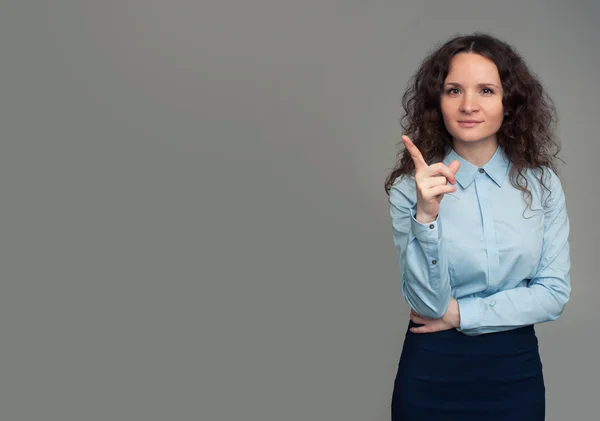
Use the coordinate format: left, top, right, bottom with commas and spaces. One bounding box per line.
384, 32, 562, 208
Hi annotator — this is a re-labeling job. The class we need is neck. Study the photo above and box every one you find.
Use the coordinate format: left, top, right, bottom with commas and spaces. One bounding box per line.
452, 138, 499, 167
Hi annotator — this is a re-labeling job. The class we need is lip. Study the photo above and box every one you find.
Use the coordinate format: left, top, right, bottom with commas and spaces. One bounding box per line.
457, 121, 482, 128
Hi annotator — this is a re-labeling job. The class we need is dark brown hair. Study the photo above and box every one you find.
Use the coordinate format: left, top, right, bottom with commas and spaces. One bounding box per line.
384, 32, 562, 207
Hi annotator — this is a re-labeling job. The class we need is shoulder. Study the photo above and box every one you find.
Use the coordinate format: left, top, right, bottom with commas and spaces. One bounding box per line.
527, 166, 566, 210
389, 174, 417, 211
529, 166, 561, 185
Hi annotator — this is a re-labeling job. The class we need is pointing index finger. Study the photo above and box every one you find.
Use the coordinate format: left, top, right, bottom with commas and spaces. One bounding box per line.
402, 135, 427, 171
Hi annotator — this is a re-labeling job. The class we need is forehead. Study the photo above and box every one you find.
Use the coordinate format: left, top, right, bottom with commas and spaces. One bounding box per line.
445, 53, 501, 82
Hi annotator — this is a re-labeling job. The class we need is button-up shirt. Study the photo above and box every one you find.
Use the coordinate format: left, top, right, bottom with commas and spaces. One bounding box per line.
389, 146, 571, 336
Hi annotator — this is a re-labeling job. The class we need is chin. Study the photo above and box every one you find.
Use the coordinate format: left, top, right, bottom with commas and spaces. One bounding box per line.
451, 131, 496, 144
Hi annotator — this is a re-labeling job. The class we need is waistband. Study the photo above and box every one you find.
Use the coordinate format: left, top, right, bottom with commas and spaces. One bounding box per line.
404, 320, 539, 357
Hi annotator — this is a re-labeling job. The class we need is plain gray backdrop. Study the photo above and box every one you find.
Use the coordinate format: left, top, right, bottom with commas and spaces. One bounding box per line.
1, 1, 598, 420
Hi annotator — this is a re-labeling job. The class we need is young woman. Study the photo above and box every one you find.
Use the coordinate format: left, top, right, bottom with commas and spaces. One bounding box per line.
385, 33, 570, 420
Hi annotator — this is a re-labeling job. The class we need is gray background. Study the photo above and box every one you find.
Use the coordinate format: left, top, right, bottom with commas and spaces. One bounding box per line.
1, 1, 597, 420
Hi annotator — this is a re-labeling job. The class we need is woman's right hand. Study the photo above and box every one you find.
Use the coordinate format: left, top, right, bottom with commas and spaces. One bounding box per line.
401, 135, 460, 223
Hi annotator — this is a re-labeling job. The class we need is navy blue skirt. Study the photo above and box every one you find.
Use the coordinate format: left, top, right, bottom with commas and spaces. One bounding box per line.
391, 320, 545, 420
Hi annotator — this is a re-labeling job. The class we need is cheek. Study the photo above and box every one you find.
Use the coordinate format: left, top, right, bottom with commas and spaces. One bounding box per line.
488, 100, 504, 119
489, 107, 505, 127
439, 100, 454, 124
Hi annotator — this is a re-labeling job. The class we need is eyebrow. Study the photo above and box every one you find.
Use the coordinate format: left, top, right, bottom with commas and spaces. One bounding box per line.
445, 82, 501, 89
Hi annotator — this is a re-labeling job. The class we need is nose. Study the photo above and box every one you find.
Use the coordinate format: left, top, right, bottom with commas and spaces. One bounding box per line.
459, 92, 479, 114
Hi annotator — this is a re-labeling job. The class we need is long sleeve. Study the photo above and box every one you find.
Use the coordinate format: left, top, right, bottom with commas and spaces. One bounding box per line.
389, 178, 452, 319
457, 172, 571, 336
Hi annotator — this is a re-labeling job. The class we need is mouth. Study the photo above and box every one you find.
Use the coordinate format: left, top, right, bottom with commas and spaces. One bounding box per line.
457, 121, 482, 128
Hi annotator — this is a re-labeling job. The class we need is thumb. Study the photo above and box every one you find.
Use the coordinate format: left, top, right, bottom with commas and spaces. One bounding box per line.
448, 160, 460, 174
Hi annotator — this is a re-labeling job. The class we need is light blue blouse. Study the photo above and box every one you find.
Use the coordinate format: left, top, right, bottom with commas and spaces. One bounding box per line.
389, 146, 571, 336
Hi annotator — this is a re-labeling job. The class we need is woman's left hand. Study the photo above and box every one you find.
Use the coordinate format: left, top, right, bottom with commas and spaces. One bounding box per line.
410, 298, 461, 334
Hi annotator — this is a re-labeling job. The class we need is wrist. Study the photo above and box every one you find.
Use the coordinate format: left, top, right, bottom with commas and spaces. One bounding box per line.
445, 298, 461, 328
415, 209, 437, 224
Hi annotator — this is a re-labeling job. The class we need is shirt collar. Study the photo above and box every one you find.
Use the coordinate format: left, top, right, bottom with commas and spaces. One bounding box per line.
442, 145, 511, 189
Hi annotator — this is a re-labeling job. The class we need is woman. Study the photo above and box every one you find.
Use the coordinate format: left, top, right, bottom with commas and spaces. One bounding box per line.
385, 33, 570, 420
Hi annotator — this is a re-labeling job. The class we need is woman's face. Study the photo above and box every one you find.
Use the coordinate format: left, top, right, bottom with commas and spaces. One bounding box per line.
440, 53, 505, 148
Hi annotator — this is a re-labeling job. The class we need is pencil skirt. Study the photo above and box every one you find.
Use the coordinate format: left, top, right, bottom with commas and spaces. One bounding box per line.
391, 320, 545, 420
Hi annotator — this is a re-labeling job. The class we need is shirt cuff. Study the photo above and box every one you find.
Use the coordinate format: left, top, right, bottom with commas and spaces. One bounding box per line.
457, 296, 482, 331
410, 211, 441, 243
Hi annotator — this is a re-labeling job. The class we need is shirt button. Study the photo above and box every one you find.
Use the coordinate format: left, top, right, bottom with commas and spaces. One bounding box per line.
429, 224, 435, 229
432, 260, 437, 265
478, 168, 485, 173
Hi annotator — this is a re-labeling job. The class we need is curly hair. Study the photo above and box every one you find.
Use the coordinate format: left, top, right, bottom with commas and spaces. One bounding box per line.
384, 32, 562, 209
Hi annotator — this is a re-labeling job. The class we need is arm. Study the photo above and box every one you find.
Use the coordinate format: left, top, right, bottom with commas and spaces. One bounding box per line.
457, 171, 571, 336
389, 178, 452, 319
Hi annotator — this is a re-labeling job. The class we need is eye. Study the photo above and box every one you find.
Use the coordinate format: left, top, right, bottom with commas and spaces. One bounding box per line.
481, 87, 494, 94
446, 88, 460, 95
